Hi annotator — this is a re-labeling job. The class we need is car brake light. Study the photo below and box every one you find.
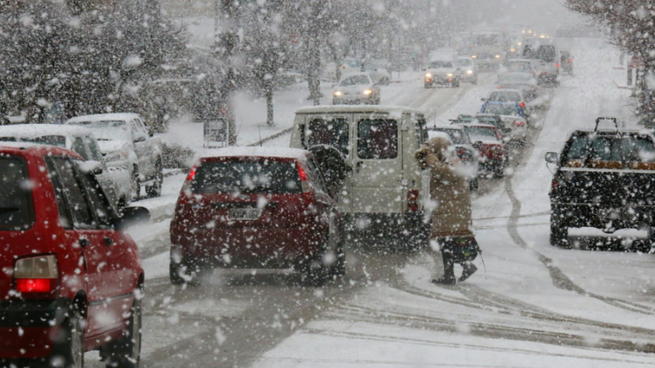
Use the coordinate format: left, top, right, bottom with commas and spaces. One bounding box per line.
569, 59, 573, 63
407, 190, 420, 212
520, 102, 525, 108
297, 161, 308, 181
512, 120, 524, 127
14, 255, 59, 294
497, 85, 503, 89
186, 166, 197, 182
556, 63, 560, 69
16, 279, 53, 293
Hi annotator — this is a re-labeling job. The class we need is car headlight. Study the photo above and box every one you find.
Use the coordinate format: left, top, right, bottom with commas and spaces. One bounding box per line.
495, 55, 501, 59
466, 70, 473, 75
334, 91, 342, 97
363, 89, 373, 96
447, 73, 453, 77
471, 55, 477, 59
510, 48, 516, 53
425, 73, 432, 78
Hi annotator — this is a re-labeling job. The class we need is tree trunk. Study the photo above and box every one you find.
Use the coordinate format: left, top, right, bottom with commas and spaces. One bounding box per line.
218, 0, 239, 145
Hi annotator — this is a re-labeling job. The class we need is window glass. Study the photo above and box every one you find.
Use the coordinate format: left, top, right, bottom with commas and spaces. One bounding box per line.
22, 135, 66, 147
428, 61, 453, 68
357, 119, 398, 159
0, 157, 33, 230
0, 137, 17, 142
72, 137, 89, 160
48, 158, 94, 228
621, 137, 655, 162
192, 160, 301, 194
77, 171, 112, 227
482, 104, 520, 116
305, 159, 327, 194
463, 126, 499, 142
416, 119, 428, 145
564, 136, 588, 161
84, 136, 103, 162
340, 76, 370, 86
589, 137, 620, 161
307, 119, 349, 156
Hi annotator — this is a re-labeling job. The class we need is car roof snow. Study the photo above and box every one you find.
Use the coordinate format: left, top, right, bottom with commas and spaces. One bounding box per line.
67, 113, 140, 124
0, 124, 95, 139
296, 105, 424, 117
200, 147, 309, 160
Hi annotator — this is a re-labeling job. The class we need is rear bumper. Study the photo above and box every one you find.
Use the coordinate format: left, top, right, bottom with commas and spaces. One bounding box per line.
173, 227, 325, 268
552, 203, 655, 229
0, 299, 70, 359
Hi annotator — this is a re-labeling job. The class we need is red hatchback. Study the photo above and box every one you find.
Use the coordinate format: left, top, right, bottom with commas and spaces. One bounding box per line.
462, 124, 507, 177
0, 143, 149, 368
170, 147, 346, 285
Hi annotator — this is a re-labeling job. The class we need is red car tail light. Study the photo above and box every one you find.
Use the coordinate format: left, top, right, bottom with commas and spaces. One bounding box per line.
497, 85, 503, 89
407, 190, 420, 212
14, 255, 59, 295
569, 59, 573, 63
556, 63, 560, 69
512, 120, 524, 127
520, 102, 525, 108
296, 160, 311, 194
186, 165, 197, 182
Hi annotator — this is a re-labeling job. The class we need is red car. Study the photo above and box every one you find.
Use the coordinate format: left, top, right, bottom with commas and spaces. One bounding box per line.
170, 147, 346, 285
0, 143, 149, 367
461, 124, 507, 177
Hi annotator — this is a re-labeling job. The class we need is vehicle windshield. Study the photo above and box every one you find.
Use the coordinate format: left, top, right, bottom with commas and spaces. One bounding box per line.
488, 92, 522, 102
191, 160, 302, 194
432, 129, 470, 145
472, 34, 500, 46
564, 135, 655, 164
482, 104, 520, 116
0, 156, 33, 230
340, 75, 370, 86
69, 120, 130, 141
428, 61, 453, 68
463, 126, 498, 142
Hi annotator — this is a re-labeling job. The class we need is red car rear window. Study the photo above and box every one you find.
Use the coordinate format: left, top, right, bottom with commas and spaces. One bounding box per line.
192, 160, 302, 194
0, 156, 34, 231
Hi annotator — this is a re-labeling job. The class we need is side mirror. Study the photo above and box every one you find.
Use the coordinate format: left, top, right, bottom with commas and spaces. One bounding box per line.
545, 152, 559, 164
116, 206, 151, 230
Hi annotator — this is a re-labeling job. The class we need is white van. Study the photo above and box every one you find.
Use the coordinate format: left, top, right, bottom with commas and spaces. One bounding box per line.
290, 105, 431, 247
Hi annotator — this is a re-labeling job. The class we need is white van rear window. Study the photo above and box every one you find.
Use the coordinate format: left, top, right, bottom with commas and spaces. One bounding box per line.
357, 119, 398, 159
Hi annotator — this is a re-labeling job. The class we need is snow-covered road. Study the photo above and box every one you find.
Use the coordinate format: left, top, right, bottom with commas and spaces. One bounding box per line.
85, 38, 655, 368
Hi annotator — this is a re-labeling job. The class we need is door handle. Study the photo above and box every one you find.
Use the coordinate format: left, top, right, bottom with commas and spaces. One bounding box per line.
79, 238, 89, 248
104, 238, 114, 246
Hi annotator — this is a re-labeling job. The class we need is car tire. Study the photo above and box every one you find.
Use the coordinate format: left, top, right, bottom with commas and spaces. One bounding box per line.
50, 305, 84, 368
146, 159, 163, 198
550, 220, 568, 247
102, 296, 142, 368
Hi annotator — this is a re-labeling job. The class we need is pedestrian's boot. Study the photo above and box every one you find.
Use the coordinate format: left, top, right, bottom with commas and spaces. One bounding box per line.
432, 276, 456, 285
459, 263, 478, 282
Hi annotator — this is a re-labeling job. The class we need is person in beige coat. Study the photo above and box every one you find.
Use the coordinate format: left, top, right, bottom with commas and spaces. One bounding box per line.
416, 134, 479, 285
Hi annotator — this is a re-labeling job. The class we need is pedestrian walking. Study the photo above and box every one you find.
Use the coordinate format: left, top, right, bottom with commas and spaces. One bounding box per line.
415, 135, 480, 285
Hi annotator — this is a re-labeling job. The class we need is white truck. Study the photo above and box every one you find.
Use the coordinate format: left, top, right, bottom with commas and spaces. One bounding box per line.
469, 31, 506, 70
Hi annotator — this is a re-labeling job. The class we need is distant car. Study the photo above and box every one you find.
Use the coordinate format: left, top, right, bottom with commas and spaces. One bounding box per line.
521, 38, 561, 86
324, 58, 391, 85
560, 50, 573, 74
424, 56, 461, 88
0, 124, 133, 209
480, 101, 530, 141
546, 119, 655, 251
451, 114, 510, 140
461, 124, 507, 177
67, 113, 164, 198
333, 73, 381, 105
483, 89, 535, 114
496, 72, 539, 101
169, 147, 346, 285
457, 56, 478, 84
500, 59, 538, 75
0, 142, 149, 367
428, 125, 480, 191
